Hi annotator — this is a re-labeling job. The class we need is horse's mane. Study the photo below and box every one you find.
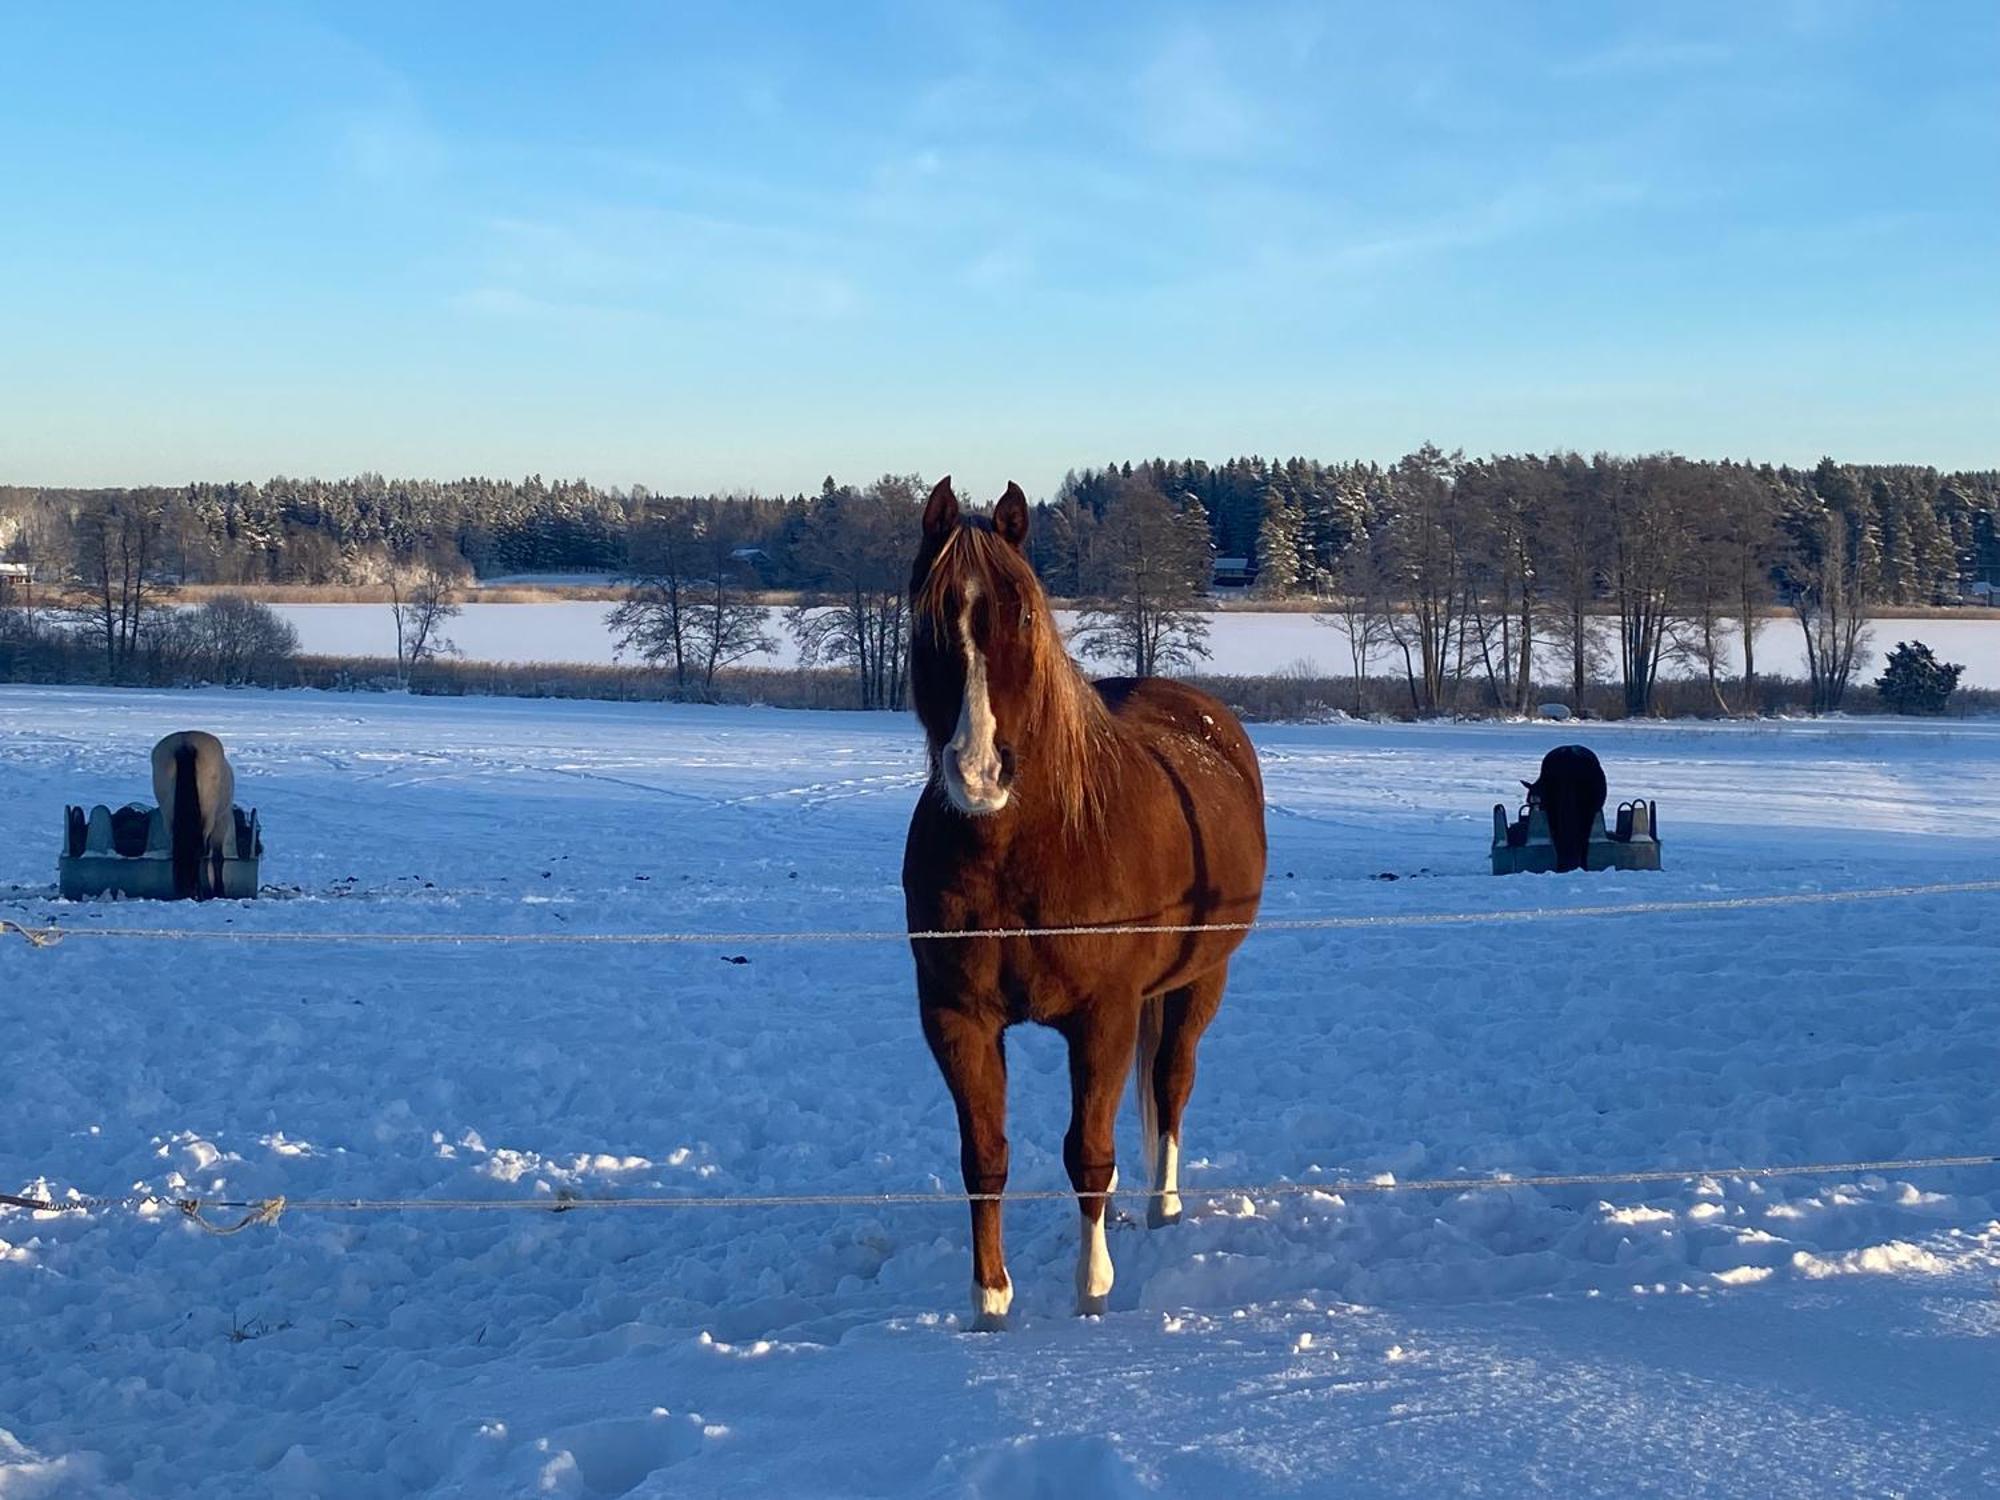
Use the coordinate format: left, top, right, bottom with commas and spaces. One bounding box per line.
914, 522, 1115, 837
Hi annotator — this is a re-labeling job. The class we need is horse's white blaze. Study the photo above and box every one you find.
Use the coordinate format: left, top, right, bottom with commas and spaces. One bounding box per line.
974, 1274, 1013, 1324
942, 585, 1009, 815
1076, 1168, 1116, 1311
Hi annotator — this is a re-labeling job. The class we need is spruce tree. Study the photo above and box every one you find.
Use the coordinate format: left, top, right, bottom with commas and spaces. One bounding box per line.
1254, 488, 1303, 597
1874, 640, 1963, 714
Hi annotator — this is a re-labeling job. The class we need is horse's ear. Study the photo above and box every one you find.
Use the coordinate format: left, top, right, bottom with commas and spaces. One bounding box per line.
994, 481, 1029, 550
923, 476, 959, 541
1520, 779, 1535, 791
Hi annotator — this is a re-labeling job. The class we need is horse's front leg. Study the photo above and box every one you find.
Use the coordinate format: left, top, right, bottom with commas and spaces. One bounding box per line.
921, 1000, 1012, 1331
1062, 1001, 1140, 1317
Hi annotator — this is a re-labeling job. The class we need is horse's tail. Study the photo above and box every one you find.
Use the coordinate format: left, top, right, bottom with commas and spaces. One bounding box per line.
1134, 993, 1164, 1171
1551, 791, 1598, 873
171, 742, 204, 899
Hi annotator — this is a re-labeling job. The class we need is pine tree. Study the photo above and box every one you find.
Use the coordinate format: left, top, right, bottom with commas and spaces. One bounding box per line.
1874, 640, 1963, 714
1254, 488, 1303, 597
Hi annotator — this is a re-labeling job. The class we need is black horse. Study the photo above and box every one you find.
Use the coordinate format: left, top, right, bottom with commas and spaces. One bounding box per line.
1523, 745, 1607, 873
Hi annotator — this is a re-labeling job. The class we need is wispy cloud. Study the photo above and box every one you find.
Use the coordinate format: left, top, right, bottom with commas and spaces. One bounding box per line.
454, 209, 864, 331
960, 241, 1035, 291
330, 99, 448, 189
1551, 38, 1736, 78
446, 284, 633, 333
258, 14, 452, 191
1129, 24, 1272, 160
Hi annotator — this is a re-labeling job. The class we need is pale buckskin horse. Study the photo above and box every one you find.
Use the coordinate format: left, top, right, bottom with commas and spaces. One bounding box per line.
150, 731, 236, 900
902, 478, 1267, 1329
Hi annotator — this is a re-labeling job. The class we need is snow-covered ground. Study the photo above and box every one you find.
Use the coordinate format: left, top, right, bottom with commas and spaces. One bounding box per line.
264, 601, 2000, 688
3, 686, 1999, 1497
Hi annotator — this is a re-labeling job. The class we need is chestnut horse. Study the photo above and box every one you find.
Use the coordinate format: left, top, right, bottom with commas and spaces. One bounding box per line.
902, 477, 1267, 1329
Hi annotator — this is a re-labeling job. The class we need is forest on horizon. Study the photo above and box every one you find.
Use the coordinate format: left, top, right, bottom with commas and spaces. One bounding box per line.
4, 448, 1999, 718
3, 449, 1997, 606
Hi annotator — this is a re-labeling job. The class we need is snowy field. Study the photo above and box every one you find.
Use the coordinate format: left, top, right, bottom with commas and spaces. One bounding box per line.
3, 685, 2000, 1497
265, 601, 2000, 688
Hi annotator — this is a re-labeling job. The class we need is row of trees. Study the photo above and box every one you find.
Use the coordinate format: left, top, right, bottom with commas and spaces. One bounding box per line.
608, 476, 921, 705
5, 453, 1995, 604
4, 488, 456, 683
0, 588, 301, 687
604, 474, 1230, 703
988, 451, 1993, 717
8, 452, 2000, 712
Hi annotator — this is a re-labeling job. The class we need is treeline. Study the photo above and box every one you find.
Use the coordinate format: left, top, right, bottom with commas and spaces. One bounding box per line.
4, 452, 1995, 603
4, 452, 1999, 716
1041, 453, 2000, 605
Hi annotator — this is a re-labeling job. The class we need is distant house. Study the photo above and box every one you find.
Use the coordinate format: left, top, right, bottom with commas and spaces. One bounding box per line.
1210, 556, 1255, 591
0, 561, 31, 606
728, 546, 769, 565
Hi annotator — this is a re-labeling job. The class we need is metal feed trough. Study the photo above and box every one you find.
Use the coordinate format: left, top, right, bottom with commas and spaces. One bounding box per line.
1491, 800, 1661, 875
59, 803, 263, 900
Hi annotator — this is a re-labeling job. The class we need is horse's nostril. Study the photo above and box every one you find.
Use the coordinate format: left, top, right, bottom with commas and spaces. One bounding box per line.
997, 745, 1017, 786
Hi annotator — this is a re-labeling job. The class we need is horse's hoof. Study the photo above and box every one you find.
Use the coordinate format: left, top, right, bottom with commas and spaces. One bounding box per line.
968, 1311, 1011, 1333
1147, 1199, 1183, 1229
1076, 1294, 1108, 1317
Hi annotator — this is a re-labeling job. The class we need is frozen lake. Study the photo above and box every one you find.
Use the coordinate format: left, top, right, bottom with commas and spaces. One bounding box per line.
270, 601, 2000, 687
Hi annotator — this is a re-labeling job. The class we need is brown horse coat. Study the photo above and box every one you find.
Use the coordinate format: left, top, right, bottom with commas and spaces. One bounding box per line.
902, 478, 1267, 1327
151, 730, 236, 900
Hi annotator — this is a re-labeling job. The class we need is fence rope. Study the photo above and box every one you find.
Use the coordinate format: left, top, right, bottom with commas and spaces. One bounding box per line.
0, 918, 62, 949
6, 1153, 1997, 1234
5, 878, 2000, 949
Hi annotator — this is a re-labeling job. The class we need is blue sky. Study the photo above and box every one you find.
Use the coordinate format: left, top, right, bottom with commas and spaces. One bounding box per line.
1, 2, 1994, 497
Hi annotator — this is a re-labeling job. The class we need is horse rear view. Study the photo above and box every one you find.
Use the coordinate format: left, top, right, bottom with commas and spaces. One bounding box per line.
902, 478, 1268, 1329
150, 731, 236, 900
1523, 744, 1606, 873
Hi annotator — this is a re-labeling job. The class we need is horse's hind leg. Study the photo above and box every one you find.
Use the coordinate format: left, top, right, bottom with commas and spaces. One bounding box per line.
1135, 994, 1165, 1205
921, 1001, 1013, 1330
1142, 967, 1227, 1228
1063, 1002, 1140, 1316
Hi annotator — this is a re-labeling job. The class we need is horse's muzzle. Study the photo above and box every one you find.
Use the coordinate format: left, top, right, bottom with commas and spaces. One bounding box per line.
943, 745, 1012, 816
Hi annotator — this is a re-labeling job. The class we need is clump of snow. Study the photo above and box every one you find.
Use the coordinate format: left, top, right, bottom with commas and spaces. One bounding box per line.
1791, 1242, 1954, 1279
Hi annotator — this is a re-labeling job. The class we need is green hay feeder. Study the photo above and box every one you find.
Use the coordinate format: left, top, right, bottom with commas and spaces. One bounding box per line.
59, 803, 263, 900
1491, 800, 1661, 875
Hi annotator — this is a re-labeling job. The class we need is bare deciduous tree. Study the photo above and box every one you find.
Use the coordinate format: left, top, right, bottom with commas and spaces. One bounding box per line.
1667, 461, 1776, 715
1459, 456, 1547, 714
1318, 532, 1395, 715
165, 596, 301, 685
1782, 462, 1877, 714
1605, 454, 1699, 718
608, 503, 699, 690
611, 497, 773, 695
1538, 455, 1611, 713
1730, 464, 1783, 700
788, 475, 921, 710
1376, 443, 1466, 714
64, 492, 174, 677
389, 558, 462, 681
1070, 479, 1211, 677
